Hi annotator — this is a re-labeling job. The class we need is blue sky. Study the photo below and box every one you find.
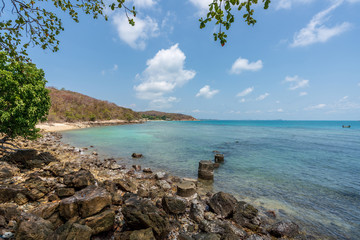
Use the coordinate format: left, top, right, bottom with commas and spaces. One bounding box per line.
28, 0, 360, 120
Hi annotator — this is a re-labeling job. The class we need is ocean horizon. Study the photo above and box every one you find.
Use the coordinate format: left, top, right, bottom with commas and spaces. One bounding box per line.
61, 120, 360, 240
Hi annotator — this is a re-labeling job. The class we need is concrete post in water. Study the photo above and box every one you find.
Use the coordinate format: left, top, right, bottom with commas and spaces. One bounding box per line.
214, 154, 224, 163
198, 160, 214, 180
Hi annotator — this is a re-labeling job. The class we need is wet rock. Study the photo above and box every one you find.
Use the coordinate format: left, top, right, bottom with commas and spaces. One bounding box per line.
115, 228, 156, 240
162, 196, 187, 214
190, 199, 206, 223
51, 221, 92, 240
143, 168, 153, 173
214, 154, 224, 163
155, 172, 166, 180
233, 201, 259, 231
55, 187, 75, 198
63, 169, 96, 189
131, 153, 143, 158
208, 192, 237, 218
213, 163, 220, 168
176, 181, 196, 197
132, 165, 141, 171
0, 185, 27, 203
16, 214, 54, 240
122, 198, 170, 240
80, 209, 115, 235
268, 220, 299, 238
193, 233, 221, 240
198, 160, 214, 180
114, 178, 137, 193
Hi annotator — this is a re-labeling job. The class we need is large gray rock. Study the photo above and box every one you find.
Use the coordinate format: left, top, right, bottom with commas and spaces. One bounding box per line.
233, 201, 260, 231
122, 198, 170, 240
162, 196, 187, 214
63, 169, 96, 189
268, 220, 299, 238
198, 160, 214, 180
208, 192, 237, 218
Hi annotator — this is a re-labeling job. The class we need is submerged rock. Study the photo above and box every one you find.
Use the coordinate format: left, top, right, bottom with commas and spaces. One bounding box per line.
131, 153, 143, 158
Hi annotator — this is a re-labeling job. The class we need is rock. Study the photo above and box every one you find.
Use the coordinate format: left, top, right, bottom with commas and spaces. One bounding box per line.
131, 153, 143, 158
245, 234, 271, 240
14, 193, 28, 205
92, 151, 98, 156
0, 215, 5, 227
137, 187, 149, 198
55, 187, 75, 198
198, 160, 214, 180
190, 199, 206, 223
75, 186, 112, 218
178, 233, 193, 240
122, 198, 170, 240
59, 196, 78, 220
155, 172, 166, 180
208, 192, 237, 218
157, 180, 171, 191
4, 150, 57, 169
199, 219, 225, 234
0, 185, 27, 203
114, 178, 137, 193
31, 202, 59, 219
2, 232, 14, 239
115, 228, 156, 240
162, 196, 187, 214
268, 220, 299, 238
143, 168, 153, 173
63, 169, 96, 189
176, 181, 196, 197
132, 165, 141, 171
51, 222, 92, 240
213, 163, 220, 168
214, 154, 224, 163
80, 209, 115, 235
193, 233, 221, 240
16, 214, 54, 240
233, 201, 259, 231
0, 168, 13, 179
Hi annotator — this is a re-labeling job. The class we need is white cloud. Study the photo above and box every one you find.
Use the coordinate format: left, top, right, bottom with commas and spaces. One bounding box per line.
284, 75, 309, 90
240, 98, 246, 103
192, 109, 201, 113
113, 64, 118, 71
256, 93, 270, 101
305, 103, 326, 110
149, 97, 179, 109
231, 57, 263, 74
196, 85, 219, 99
275, 0, 314, 10
188, 0, 212, 14
132, 0, 157, 8
299, 91, 308, 96
237, 87, 254, 97
291, 1, 351, 47
134, 44, 196, 108
277, 108, 284, 112
112, 14, 159, 50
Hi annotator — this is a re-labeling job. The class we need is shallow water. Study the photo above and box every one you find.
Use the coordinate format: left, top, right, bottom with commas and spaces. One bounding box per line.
62, 120, 360, 239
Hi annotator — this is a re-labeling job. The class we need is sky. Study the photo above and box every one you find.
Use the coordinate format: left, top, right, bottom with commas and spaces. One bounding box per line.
27, 0, 360, 120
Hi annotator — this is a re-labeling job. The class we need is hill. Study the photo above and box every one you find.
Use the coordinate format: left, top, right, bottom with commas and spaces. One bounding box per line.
47, 87, 141, 122
139, 110, 197, 121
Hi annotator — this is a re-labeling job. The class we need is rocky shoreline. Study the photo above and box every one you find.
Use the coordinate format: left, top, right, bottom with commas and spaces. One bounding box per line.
0, 132, 316, 240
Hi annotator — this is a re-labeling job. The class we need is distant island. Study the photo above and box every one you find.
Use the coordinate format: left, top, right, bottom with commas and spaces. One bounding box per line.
46, 87, 196, 122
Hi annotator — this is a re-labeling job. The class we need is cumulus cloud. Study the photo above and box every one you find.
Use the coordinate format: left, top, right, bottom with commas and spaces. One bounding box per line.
230, 57, 263, 74
299, 91, 308, 96
134, 44, 196, 108
132, 0, 157, 8
112, 14, 159, 50
188, 0, 212, 14
237, 87, 254, 97
284, 75, 309, 90
275, 0, 314, 10
291, 1, 351, 47
305, 103, 326, 110
196, 85, 219, 99
256, 93, 270, 101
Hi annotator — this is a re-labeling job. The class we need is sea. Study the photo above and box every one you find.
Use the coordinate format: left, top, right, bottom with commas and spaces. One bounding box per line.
61, 120, 360, 240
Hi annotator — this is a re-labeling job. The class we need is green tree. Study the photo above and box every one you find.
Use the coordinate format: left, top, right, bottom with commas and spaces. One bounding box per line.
0, 0, 270, 60
0, 52, 51, 153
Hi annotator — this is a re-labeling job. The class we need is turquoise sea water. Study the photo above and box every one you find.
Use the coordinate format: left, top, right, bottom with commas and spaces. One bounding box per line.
61, 120, 360, 239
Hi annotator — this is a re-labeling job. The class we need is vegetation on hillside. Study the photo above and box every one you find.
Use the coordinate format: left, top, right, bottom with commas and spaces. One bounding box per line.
47, 87, 140, 122
140, 111, 197, 121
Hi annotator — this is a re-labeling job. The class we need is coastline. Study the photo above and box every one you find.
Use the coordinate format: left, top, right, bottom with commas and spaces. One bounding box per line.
0, 130, 316, 240
36, 119, 146, 132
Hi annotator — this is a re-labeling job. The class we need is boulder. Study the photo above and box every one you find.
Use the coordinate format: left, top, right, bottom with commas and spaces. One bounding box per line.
63, 169, 96, 189
0, 185, 27, 203
32, 202, 59, 219
193, 233, 221, 240
15, 214, 54, 240
157, 180, 171, 191
80, 209, 115, 235
176, 181, 196, 197
14, 193, 28, 205
233, 201, 259, 231
59, 196, 78, 220
132, 165, 141, 171
122, 198, 170, 240
4, 150, 57, 169
115, 228, 156, 240
268, 220, 299, 238
190, 199, 206, 223
208, 192, 237, 218
114, 178, 137, 193
162, 196, 187, 214
131, 153, 143, 158
214, 154, 224, 163
55, 187, 75, 198
245, 234, 271, 240
143, 168, 153, 173
198, 160, 214, 180
51, 222, 92, 240
155, 172, 166, 180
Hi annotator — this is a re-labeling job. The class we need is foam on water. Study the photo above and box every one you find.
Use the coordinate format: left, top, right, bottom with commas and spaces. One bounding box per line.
62, 120, 360, 240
